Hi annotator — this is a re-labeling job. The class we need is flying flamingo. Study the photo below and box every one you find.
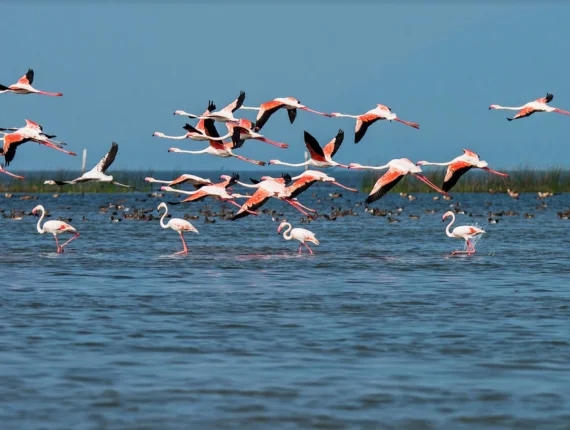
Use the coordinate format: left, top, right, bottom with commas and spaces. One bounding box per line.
0, 69, 62, 96
442, 211, 485, 256
160, 174, 257, 215
43, 142, 135, 188
32, 205, 79, 253
277, 222, 320, 255
287, 170, 358, 198
269, 130, 347, 168
0, 119, 76, 167
157, 202, 199, 255
416, 149, 508, 192
145, 174, 213, 188
330, 104, 419, 143
227, 119, 288, 148
489, 93, 570, 121
349, 159, 448, 204
174, 91, 245, 122
239, 97, 330, 130
231, 175, 317, 220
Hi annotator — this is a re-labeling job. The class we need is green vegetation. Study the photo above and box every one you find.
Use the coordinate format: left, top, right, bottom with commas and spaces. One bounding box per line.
360, 168, 570, 194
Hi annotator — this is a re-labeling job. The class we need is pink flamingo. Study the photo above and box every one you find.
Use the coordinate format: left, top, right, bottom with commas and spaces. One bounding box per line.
157, 202, 199, 255
32, 205, 79, 253
489, 93, 570, 121
0, 69, 62, 96
443, 211, 486, 256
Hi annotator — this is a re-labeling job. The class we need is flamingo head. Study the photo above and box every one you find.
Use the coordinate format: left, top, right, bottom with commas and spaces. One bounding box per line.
348, 163, 364, 170
157, 202, 168, 211
476, 160, 489, 168
489, 104, 499, 110
152, 132, 165, 138
277, 221, 288, 234
168, 148, 181, 153
144, 177, 154, 182
329, 113, 341, 117
442, 210, 454, 221
268, 160, 279, 165
31, 205, 43, 215
173, 110, 185, 116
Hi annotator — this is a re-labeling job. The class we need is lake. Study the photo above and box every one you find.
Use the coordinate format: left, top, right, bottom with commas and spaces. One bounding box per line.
1, 174, 570, 429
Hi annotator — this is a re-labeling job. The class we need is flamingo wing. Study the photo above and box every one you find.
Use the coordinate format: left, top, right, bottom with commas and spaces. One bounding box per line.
222, 90, 245, 113
180, 190, 210, 203
255, 100, 284, 130
536, 93, 554, 104
287, 108, 297, 124
92, 142, 118, 173
462, 149, 479, 159
24, 119, 43, 131
2, 134, 27, 166
303, 131, 326, 162
507, 107, 537, 121
203, 119, 227, 150
442, 161, 473, 192
231, 188, 271, 220
195, 101, 216, 132
355, 114, 380, 143
365, 167, 404, 204
322, 129, 344, 159
17, 69, 34, 86
287, 176, 318, 199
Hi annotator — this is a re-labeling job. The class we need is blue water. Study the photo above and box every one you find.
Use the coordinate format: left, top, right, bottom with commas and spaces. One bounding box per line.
1, 177, 570, 429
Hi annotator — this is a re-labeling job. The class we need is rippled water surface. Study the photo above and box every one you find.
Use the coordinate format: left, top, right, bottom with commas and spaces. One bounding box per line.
1, 177, 570, 429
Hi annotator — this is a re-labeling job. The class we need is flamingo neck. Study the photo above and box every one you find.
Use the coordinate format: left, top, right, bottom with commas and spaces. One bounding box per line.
175, 148, 208, 154
36, 207, 45, 234
239, 106, 260, 111
158, 133, 188, 140
236, 181, 259, 189
355, 164, 390, 170
281, 223, 293, 240
421, 161, 452, 166
492, 105, 524, 111
159, 207, 169, 229
445, 213, 455, 238
273, 160, 309, 167
333, 113, 359, 119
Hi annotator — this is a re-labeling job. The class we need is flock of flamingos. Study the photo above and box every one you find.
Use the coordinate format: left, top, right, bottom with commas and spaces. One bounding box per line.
2, 69, 569, 255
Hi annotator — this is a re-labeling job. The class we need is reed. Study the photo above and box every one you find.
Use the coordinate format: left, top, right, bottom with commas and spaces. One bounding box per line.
360, 167, 570, 194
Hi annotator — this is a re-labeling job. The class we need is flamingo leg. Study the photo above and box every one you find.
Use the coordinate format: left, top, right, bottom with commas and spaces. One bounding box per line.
282, 199, 311, 217
0, 167, 24, 179
331, 181, 358, 192
554, 108, 570, 116
413, 173, 449, 196
33, 139, 77, 156
298, 243, 303, 254
60, 232, 80, 251
480, 167, 508, 177
394, 118, 420, 129
226, 199, 258, 216
290, 199, 317, 213
175, 232, 188, 255
234, 154, 266, 166
256, 137, 288, 149
53, 234, 62, 253
37, 91, 63, 97
303, 242, 314, 255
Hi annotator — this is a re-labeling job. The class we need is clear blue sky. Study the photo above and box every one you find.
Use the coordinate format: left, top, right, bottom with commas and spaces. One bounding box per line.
2, 3, 569, 171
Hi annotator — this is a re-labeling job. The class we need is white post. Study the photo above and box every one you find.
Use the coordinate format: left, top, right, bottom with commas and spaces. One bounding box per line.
81, 149, 87, 174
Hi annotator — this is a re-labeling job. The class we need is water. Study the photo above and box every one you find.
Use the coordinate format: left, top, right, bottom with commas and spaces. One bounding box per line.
1, 176, 570, 429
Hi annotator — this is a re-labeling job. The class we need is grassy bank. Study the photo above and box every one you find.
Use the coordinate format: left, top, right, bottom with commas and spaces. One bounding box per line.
360, 168, 570, 194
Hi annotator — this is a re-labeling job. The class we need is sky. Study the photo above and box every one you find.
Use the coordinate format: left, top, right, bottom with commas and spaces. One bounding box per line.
2, 3, 569, 172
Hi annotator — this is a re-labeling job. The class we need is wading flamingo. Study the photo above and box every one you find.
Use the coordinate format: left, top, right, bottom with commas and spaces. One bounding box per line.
277, 222, 320, 255
331, 104, 419, 143
0, 119, 76, 167
239, 97, 330, 130
287, 170, 358, 198
174, 91, 245, 122
489, 93, 570, 121
349, 159, 448, 204
145, 174, 213, 188
269, 130, 347, 168
43, 142, 135, 188
32, 205, 79, 253
442, 211, 485, 256
157, 202, 199, 255
0, 69, 63, 96
416, 149, 508, 192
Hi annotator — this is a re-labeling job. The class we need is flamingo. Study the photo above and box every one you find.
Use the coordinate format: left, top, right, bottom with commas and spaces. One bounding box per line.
489, 93, 570, 121
442, 211, 485, 256
287, 170, 358, 198
239, 97, 330, 130
0, 69, 62, 96
32, 205, 79, 253
174, 91, 245, 122
269, 130, 347, 168
227, 119, 288, 148
160, 173, 257, 215
43, 142, 135, 188
416, 149, 508, 192
330, 104, 419, 143
277, 222, 320, 255
157, 202, 199, 255
145, 174, 213, 188
231, 175, 316, 220
349, 159, 448, 204
0, 119, 76, 167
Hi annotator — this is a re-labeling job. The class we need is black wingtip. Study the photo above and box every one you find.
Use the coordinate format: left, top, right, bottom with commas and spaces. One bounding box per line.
506, 118, 513, 121
282, 173, 292, 184
250, 178, 260, 184
0, 84, 8, 91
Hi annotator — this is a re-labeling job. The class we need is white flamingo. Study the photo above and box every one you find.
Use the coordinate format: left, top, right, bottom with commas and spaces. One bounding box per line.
277, 222, 320, 255
32, 205, 80, 253
442, 210, 485, 256
157, 202, 199, 255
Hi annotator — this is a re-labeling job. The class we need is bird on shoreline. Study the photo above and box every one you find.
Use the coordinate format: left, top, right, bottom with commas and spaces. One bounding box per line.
489, 93, 570, 121
0, 69, 63, 96
32, 205, 80, 253
330, 104, 419, 143
43, 142, 135, 188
